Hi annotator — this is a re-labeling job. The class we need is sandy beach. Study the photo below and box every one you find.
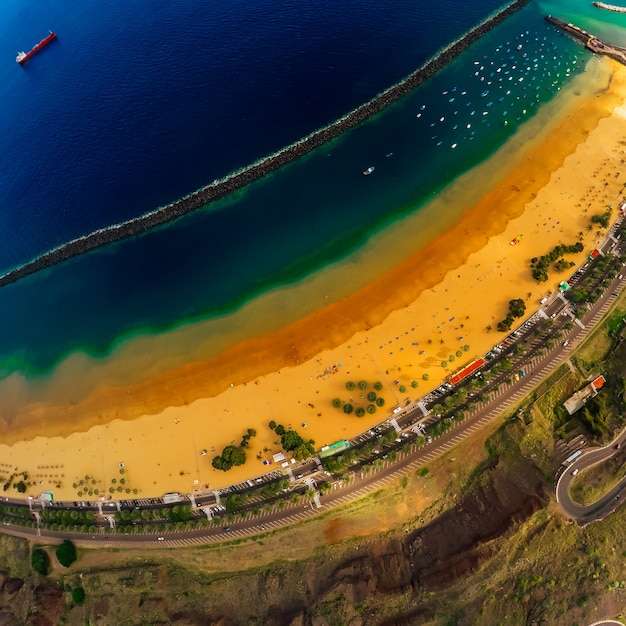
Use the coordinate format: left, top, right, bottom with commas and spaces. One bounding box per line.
3, 58, 626, 501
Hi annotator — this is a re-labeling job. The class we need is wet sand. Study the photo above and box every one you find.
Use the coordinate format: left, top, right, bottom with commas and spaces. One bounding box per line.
3, 59, 626, 501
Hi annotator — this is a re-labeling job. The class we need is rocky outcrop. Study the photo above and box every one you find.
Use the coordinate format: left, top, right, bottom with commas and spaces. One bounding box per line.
408, 462, 545, 590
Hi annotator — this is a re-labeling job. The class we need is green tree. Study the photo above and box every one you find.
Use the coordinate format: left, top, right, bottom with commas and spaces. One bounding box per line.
355, 407, 365, 417
342, 403, 354, 414
71, 587, 86, 604
56, 540, 77, 568
357, 380, 368, 390
31, 548, 50, 575
212, 445, 247, 471
366, 391, 377, 402
331, 398, 342, 408
497, 316, 513, 332
292, 441, 316, 461
281, 429, 305, 450
373, 381, 383, 391
345, 381, 356, 391
508, 298, 526, 318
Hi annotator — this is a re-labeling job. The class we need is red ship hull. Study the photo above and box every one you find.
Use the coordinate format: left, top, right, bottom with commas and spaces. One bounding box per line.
17, 31, 56, 64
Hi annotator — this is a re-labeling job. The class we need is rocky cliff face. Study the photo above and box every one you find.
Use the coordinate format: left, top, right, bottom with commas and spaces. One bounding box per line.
0, 570, 63, 626
185, 459, 544, 625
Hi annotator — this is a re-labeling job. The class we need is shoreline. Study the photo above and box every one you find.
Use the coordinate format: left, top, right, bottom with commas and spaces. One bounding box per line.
0, 0, 532, 288
2, 60, 626, 499
0, 53, 609, 412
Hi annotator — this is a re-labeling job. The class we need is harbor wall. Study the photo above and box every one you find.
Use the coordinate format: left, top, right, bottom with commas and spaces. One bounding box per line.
593, 2, 626, 13
545, 15, 626, 64
0, 0, 533, 288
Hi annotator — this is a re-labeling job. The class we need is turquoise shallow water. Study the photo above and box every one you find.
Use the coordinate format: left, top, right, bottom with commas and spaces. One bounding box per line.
0, 0, 625, 381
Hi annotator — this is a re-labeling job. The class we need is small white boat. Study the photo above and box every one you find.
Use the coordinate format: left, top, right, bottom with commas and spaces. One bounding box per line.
363, 166, 375, 176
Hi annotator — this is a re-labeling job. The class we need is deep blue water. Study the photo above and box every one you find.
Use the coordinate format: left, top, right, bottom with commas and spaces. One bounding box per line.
0, 0, 624, 377
1, 0, 508, 273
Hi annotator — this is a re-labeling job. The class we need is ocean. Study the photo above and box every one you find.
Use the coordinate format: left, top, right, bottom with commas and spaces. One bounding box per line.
0, 0, 625, 384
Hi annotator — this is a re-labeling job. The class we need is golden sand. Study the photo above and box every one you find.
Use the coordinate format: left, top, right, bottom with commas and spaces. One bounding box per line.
3, 59, 626, 501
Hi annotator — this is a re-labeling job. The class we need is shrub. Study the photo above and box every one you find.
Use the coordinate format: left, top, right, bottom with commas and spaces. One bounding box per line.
331, 398, 342, 408
373, 381, 383, 391
366, 391, 377, 402
357, 380, 368, 390
345, 381, 356, 391
343, 403, 354, 414
375, 397, 385, 407
366, 404, 376, 414
355, 407, 365, 417
56, 541, 77, 568
399, 385, 407, 393
411, 380, 418, 388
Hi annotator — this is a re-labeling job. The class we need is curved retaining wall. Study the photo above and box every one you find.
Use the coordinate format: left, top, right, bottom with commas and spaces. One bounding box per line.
0, 0, 533, 288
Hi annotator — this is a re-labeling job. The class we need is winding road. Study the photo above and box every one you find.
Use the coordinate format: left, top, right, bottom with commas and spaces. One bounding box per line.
555, 433, 626, 525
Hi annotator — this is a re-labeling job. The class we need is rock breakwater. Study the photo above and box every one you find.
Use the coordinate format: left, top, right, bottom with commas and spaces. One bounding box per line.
1, 0, 532, 288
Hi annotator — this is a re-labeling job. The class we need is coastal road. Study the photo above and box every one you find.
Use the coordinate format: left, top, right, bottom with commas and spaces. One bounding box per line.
555, 433, 626, 525
3, 239, 625, 547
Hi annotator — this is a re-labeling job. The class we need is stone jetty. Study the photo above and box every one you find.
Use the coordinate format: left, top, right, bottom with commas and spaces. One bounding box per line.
546, 15, 626, 65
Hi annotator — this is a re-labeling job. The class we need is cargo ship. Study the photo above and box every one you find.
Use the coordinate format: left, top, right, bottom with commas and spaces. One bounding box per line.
16, 31, 56, 65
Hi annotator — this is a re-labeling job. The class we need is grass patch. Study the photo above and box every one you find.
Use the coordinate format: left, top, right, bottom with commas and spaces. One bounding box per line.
572, 300, 626, 375
570, 449, 626, 505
